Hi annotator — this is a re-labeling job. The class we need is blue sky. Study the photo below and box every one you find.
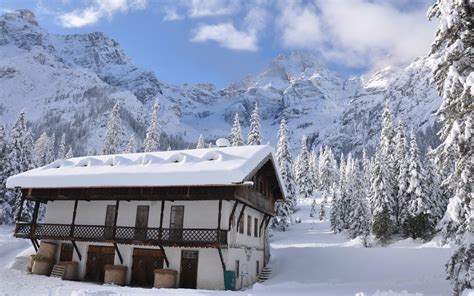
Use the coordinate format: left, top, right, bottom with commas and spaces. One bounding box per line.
1, 0, 437, 87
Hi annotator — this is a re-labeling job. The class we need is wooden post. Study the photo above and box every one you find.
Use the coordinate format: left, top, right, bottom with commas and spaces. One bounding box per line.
159, 245, 170, 268
70, 200, 78, 237
217, 199, 222, 230
16, 195, 25, 222
71, 241, 82, 261
237, 205, 246, 233
30, 201, 40, 236
113, 200, 120, 239
228, 201, 238, 231
159, 200, 165, 241
113, 243, 123, 264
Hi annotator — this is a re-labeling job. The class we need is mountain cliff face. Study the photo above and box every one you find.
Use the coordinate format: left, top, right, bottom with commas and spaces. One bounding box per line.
0, 10, 441, 155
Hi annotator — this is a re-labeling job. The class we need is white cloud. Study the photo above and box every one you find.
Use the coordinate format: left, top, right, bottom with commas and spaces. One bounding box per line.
163, 6, 184, 21
58, 0, 147, 28
191, 23, 258, 51
187, 0, 239, 18
277, 1, 323, 48
276, 0, 436, 69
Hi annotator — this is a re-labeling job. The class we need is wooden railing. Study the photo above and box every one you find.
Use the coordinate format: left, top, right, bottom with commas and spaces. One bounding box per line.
15, 222, 227, 247
235, 187, 274, 214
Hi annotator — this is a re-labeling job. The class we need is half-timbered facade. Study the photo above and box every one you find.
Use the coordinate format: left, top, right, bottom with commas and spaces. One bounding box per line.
7, 144, 284, 290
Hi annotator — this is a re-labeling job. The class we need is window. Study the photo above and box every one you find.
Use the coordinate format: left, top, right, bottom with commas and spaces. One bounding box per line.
256, 260, 260, 275
247, 215, 252, 236
235, 260, 240, 278
254, 217, 259, 237
238, 215, 244, 234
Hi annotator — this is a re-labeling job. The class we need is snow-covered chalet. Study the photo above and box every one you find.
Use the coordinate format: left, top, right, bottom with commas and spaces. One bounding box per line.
7, 142, 285, 290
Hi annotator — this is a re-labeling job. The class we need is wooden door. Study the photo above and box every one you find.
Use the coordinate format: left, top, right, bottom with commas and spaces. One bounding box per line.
104, 205, 116, 239
59, 243, 73, 262
180, 250, 198, 289
130, 248, 164, 287
85, 245, 115, 282
170, 206, 184, 241
134, 205, 149, 240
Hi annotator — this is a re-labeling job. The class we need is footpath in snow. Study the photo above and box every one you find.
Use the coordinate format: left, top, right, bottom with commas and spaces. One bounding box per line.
0, 196, 452, 295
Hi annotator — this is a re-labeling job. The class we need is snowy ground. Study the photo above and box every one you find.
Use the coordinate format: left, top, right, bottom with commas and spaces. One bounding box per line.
0, 197, 455, 296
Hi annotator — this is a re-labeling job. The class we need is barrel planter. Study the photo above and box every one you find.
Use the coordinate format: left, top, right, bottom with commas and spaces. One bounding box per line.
57, 261, 79, 280
38, 242, 57, 261
104, 265, 127, 286
31, 255, 54, 276
154, 269, 177, 288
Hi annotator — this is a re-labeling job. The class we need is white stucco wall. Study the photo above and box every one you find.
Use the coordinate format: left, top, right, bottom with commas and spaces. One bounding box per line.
42, 199, 268, 290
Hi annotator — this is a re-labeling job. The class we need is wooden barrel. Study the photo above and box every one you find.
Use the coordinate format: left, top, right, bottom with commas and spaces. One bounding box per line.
154, 269, 177, 288
104, 265, 127, 286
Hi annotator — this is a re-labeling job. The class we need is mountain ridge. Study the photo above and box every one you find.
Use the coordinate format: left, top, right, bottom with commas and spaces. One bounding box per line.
0, 10, 441, 155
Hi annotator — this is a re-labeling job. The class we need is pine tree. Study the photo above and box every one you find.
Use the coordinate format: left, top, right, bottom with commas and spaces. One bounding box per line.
425, 152, 445, 225
0, 125, 8, 222
310, 199, 317, 218
403, 132, 432, 239
33, 132, 50, 167
57, 133, 67, 159
319, 194, 327, 221
393, 121, 409, 229
329, 186, 342, 233
144, 98, 161, 152
102, 101, 122, 155
309, 149, 318, 192
230, 114, 244, 146
196, 134, 205, 149
247, 103, 262, 145
295, 136, 313, 199
65, 147, 73, 159
348, 160, 371, 243
428, 1, 473, 293
2, 111, 34, 224
125, 134, 137, 153
275, 119, 298, 212
47, 132, 55, 163
318, 147, 338, 193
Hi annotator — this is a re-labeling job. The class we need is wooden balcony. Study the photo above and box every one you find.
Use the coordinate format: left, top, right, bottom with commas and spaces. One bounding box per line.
14, 222, 228, 248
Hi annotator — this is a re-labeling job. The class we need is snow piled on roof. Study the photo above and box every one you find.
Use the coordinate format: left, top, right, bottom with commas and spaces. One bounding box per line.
7, 145, 279, 189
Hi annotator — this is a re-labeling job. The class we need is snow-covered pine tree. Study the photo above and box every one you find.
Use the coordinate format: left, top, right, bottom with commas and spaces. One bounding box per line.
144, 98, 161, 152
425, 151, 445, 225
329, 186, 342, 233
319, 194, 327, 221
2, 111, 34, 223
318, 146, 338, 193
369, 149, 395, 242
125, 134, 137, 153
33, 132, 50, 167
57, 133, 67, 159
275, 119, 298, 212
0, 125, 7, 222
102, 101, 123, 155
348, 159, 371, 243
230, 114, 244, 146
196, 134, 205, 149
65, 147, 73, 159
404, 132, 432, 239
338, 153, 349, 229
47, 132, 55, 163
310, 199, 317, 218
247, 103, 262, 145
295, 136, 314, 199
393, 121, 409, 229
309, 149, 318, 192
428, 1, 473, 293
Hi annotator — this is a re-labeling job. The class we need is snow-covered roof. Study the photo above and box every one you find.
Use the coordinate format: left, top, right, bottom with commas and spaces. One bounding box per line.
7, 145, 283, 190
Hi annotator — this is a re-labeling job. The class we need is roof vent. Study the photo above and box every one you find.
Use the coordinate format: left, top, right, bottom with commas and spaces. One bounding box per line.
216, 138, 230, 147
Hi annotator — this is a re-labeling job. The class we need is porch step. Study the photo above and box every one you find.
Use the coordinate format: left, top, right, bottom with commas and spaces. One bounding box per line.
50, 264, 66, 279
257, 266, 272, 283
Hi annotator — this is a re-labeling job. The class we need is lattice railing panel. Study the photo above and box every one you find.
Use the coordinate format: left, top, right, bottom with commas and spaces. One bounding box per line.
14, 223, 228, 247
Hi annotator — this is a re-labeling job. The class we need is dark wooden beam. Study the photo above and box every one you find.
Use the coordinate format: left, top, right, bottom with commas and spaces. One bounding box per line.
228, 201, 238, 231
237, 205, 246, 232
70, 200, 78, 237
159, 200, 165, 240
30, 201, 40, 236
71, 241, 82, 261
217, 199, 222, 230
30, 239, 38, 252
113, 243, 123, 264
159, 245, 169, 268
16, 196, 25, 222
217, 247, 226, 271
259, 214, 269, 235
113, 200, 120, 239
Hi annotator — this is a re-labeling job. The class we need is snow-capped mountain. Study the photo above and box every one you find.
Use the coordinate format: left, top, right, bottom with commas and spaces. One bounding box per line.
0, 10, 441, 155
